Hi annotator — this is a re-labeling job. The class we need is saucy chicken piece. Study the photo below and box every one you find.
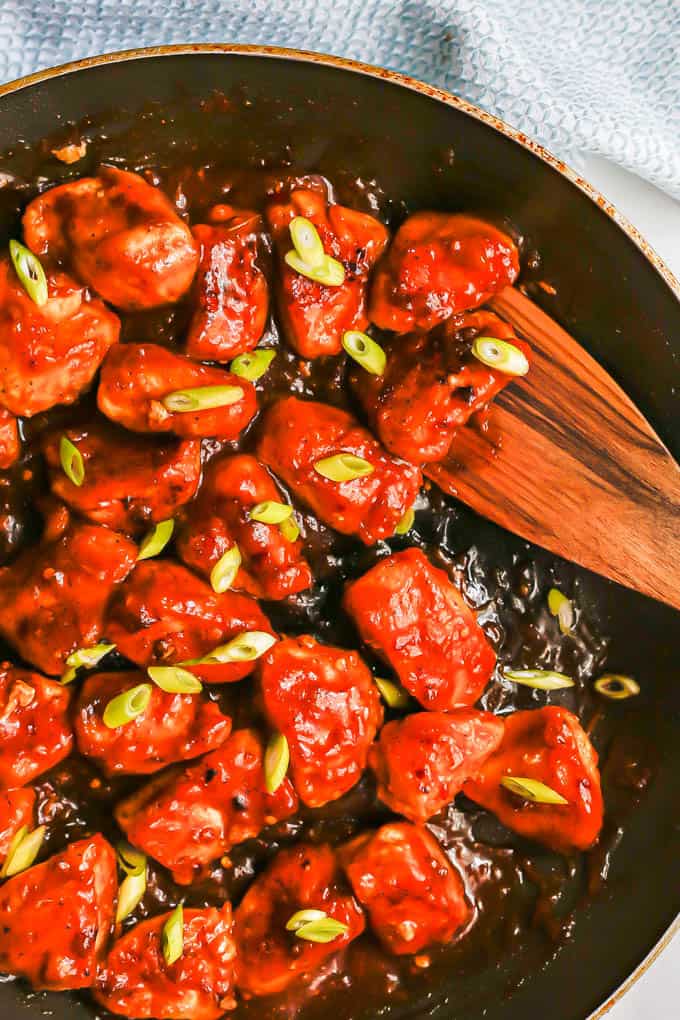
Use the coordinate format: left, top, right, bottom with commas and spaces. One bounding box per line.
106, 560, 274, 684
0, 788, 35, 861
186, 210, 269, 361
0, 834, 116, 990
75, 671, 232, 776
44, 424, 201, 534
344, 548, 496, 710
98, 343, 257, 439
0, 522, 136, 676
116, 728, 298, 885
369, 710, 504, 822
352, 311, 531, 464
259, 635, 383, 808
370, 212, 519, 333
176, 453, 313, 601
0, 667, 73, 788
340, 823, 471, 955
463, 706, 604, 853
0, 256, 119, 417
23, 167, 199, 311
0, 409, 19, 469
95, 905, 237, 1020
266, 188, 389, 358
234, 843, 365, 997
257, 397, 422, 545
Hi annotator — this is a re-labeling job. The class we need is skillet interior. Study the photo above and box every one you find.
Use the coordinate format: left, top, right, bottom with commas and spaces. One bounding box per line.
0, 49, 677, 1020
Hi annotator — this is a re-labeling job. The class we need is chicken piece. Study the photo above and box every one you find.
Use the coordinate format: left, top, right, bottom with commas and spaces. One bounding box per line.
98, 343, 257, 439
176, 454, 313, 601
105, 560, 274, 685
344, 548, 496, 710
95, 905, 237, 1019
116, 728, 298, 885
0, 257, 120, 417
0, 523, 137, 676
352, 310, 531, 464
257, 397, 422, 546
266, 188, 389, 358
0, 667, 73, 788
186, 211, 269, 362
369, 710, 504, 823
0, 409, 19, 469
0, 788, 36, 861
463, 706, 604, 853
0, 834, 117, 990
369, 212, 519, 333
234, 843, 364, 997
23, 167, 199, 311
339, 823, 470, 955
75, 671, 232, 776
44, 424, 201, 534
258, 635, 382, 808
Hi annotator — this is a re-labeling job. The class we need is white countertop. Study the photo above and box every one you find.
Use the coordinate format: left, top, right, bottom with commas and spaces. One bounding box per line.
576, 155, 680, 1020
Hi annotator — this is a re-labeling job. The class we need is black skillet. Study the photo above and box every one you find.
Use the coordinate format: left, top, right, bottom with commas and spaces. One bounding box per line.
0, 45, 678, 1020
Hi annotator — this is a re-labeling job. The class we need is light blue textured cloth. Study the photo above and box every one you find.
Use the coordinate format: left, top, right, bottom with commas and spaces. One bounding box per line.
1, 0, 679, 198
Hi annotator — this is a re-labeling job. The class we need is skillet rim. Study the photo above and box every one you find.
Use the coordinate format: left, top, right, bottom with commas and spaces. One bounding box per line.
0, 39, 677, 1020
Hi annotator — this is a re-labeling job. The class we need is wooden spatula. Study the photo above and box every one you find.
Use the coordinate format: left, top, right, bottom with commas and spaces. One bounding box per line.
424, 287, 680, 610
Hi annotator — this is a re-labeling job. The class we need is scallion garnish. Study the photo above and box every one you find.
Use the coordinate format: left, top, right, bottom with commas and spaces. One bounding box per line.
375, 676, 410, 709
289, 217, 325, 268
229, 349, 276, 381
547, 588, 575, 635
137, 519, 174, 561
285, 908, 328, 931
314, 453, 374, 482
279, 515, 301, 543
500, 776, 568, 805
342, 330, 386, 376
116, 842, 146, 877
209, 544, 241, 593
60, 642, 115, 684
116, 867, 147, 923
394, 507, 415, 535
286, 910, 348, 943
200, 630, 277, 664
161, 903, 184, 966
147, 665, 203, 694
471, 336, 529, 376
1, 825, 45, 878
103, 683, 152, 729
162, 385, 244, 413
503, 668, 574, 690
593, 674, 640, 700
249, 501, 293, 525
9, 240, 48, 306
264, 732, 290, 794
59, 435, 85, 487
284, 249, 345, 287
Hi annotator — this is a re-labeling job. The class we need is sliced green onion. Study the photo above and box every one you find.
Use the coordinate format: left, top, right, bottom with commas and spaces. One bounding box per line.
471, 336, 529, 377
286, 908, 328, 932
137, 519, 174, 561
210, 544, 242, 594
314, 453, 374, 482
229, 349, 276, 381
342, 330, 386, 376
60, 642, 115, 683
103, 683, 152, 729
503, 668, 575, 690
289, 217, 325, 268
394, 507, 415, 535
161, 903, 184, 966
249, 501, 293, 525
59, 435, 85, 487
162, 385, 244, 413
500, 776, 568, 805
547, 588, 575, 635
9, 239, 48, 306
116, 842, 147, 877
148, 665, 203, 694
375, 676, 410, 709
284, 249, 345, 287
116, 869, 147, 923
293, 916, 349, 943
594, 674, 640, 700
1, 825, 45, 878
279, 516, 300, 543
264, 732, 289, 794
202, 631, 277, 664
